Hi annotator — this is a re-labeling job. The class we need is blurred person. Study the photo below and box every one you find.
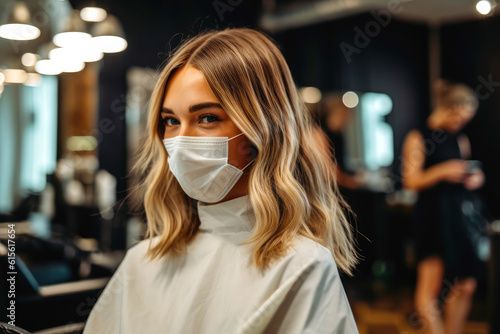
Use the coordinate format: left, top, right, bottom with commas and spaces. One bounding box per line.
83, 28, 359, 333
321, 94, 365, 190
402, 80, 483, 334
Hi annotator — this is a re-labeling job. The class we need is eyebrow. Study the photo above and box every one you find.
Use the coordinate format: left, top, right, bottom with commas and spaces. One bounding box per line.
161, 102, 223, 114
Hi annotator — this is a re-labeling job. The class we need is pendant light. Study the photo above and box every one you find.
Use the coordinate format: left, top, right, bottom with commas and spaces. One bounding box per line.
80, 6, 107, 22
35, 42, 62, 76
0, 58, 28, 84
53, 10, 91, 48
91, 15, 127, 53
48, 47, 86, 73
0, 1, 40, 41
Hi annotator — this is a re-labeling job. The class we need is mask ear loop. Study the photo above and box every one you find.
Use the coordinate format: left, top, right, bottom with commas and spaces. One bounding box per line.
228, 132, 244, 141
241, 158, 255, 171
229, 132, 256, 171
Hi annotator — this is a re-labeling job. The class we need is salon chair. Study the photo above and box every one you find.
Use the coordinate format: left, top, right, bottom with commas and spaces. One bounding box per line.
0, 322, 32, 334
0, 235, 112, 332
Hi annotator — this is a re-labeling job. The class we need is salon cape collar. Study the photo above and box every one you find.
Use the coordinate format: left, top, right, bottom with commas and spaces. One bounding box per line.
197, 195, 255, 239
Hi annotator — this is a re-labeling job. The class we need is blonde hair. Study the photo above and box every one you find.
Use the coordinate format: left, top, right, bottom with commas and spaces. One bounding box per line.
433, 79, 478, 112
134, 28, 358, 274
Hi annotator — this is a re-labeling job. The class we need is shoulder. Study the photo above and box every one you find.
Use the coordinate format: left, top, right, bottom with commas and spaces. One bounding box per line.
290, 235, 335, 264
405, 129, 423, 143
117, 237, 160, 268
276, 235, 339, 283
403, 129, 425, 154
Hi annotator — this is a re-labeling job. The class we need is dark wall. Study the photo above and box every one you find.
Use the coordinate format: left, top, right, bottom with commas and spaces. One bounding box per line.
441, 17, 500, 218
274, 13, 430, 188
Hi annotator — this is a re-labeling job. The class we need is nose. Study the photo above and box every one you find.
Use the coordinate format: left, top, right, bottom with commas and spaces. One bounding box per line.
177, 123, 197, 137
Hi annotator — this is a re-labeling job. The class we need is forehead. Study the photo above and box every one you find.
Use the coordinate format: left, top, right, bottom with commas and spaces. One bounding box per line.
162, 65, 217, 107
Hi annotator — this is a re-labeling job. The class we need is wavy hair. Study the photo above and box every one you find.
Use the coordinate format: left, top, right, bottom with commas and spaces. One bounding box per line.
134, 28, 358, 274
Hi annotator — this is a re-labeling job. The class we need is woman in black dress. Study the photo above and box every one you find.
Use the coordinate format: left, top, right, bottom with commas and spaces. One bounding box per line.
402, 80, 483, 334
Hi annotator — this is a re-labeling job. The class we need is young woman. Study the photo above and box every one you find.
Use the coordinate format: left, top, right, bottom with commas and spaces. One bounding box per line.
402, 81, 483, 334
83, 28, 358, 333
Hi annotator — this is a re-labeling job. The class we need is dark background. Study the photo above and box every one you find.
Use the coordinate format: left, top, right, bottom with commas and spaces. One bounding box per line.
67, 0, 499, 217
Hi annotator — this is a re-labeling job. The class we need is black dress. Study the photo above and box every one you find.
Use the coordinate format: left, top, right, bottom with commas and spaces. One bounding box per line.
414, 126, 481, 280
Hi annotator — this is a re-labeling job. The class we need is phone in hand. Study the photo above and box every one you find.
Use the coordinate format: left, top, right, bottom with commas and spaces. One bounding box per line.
466, 160, 482, 175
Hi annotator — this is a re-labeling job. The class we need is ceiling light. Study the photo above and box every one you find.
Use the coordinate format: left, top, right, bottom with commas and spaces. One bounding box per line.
1, 69, 28, 84
0, 2, 40, 40
48, 48, 85, 73
476, 0, 496, 15
342, 91, 359, 108
53, 31, 92, 48
61, 61, 85, 73
91, 15, 127, 53
21, 52, 39, 67
299, 87, 322, 104
80, 7, 107, 22
35, 59, 62, 75
92, 35, 127, 53
51, 40, 103, 63
70, 40, 104, 62
53, 10, 91, 48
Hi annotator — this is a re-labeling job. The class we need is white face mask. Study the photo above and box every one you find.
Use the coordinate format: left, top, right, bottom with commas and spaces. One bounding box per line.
163, 133, 254, 203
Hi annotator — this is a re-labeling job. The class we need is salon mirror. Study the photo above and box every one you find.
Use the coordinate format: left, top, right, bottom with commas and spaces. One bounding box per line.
318, 90, 395, 192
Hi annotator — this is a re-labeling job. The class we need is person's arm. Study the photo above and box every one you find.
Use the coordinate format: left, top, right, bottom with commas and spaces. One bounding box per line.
458, 134, 471, 159
336, 168, 363, 190
458, 134, 485, 190
402, 130, 467, 191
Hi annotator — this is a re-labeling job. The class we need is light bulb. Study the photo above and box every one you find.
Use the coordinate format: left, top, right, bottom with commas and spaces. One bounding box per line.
477, 0, 493, 15
342, 91, 359, 108
92, 36, 127, 53
300, 87, 322, 104
1, 69, 28, 84
80, 7, 107, 22
35, 60, 62, 75
0, 23, 40, 40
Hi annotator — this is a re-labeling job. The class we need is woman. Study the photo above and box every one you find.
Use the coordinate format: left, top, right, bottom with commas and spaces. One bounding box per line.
83, 28, 358, 333
402, 80, 484, 334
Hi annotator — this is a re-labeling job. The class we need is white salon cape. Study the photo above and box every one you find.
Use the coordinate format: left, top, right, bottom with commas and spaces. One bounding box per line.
83, 195, 358, 333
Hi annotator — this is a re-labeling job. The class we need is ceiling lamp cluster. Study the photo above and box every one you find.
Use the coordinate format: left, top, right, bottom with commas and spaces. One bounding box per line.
36, 7, 127, 76
0, 1, 127, 83
476, 0, 497, 15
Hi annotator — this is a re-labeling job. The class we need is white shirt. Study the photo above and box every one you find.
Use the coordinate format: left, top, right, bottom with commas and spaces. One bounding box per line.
83, 195, 358, 333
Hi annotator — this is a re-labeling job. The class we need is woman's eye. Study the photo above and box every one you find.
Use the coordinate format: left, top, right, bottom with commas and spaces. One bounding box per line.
163, 117, 180, 126
200, 115, 220, 124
